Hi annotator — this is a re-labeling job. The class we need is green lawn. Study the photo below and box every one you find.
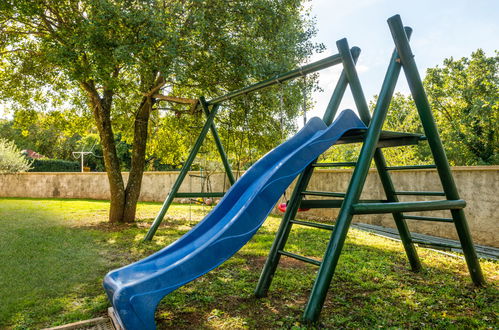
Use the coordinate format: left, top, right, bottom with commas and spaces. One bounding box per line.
0, 198, 497, 329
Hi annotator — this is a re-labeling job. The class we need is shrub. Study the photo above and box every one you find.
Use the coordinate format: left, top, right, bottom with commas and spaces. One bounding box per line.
30, 159, 80, 172
0, 138, 32, 173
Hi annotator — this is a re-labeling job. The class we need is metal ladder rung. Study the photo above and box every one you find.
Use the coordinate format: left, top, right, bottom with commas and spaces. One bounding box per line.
385, 164, 437, 170
300, 199, 386, 209
352, 199, 466, 214
290, 219, 335, 230
188, 174, 207, 178
311, 162, 357, 167
394, 191, 446, 196
302, 191, 346, 198
403, 215, 453, 223
278, 250, 322, 266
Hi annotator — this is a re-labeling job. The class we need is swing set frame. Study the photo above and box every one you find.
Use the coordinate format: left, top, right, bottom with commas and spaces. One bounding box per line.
143, 50, 344, 241
143, 14, 484, 324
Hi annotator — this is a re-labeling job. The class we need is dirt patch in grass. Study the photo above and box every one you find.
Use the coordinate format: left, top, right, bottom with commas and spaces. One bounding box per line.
249, 255, 313, 270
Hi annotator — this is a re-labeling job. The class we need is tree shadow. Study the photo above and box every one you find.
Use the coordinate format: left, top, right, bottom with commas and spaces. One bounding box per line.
153, 226, 498, 329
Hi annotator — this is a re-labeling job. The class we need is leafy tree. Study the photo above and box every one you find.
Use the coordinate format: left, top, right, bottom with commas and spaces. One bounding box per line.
0, 138, 32, 173
425, 49, 498, 165
1, 109, 91, 160
0, 0, 318, 222
374, 51, 498, 166
322, 49, 498, 167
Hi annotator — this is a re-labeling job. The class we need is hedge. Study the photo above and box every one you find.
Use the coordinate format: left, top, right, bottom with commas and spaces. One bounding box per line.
29, 159, 80, 172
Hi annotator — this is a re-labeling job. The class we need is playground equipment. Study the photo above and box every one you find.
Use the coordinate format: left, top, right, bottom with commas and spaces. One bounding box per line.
104, 15, 484, 329
105, 111, 365, 329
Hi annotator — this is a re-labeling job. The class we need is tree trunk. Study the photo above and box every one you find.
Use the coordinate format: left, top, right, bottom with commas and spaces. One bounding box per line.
122, 96, 153, 222
82, 74, 162, 223
83, 83, 126, 223
121, 73, 165, 222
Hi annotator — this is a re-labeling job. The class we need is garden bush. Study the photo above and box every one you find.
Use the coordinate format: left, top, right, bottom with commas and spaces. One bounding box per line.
30, 159, 80, 172
0, 139, 32, 173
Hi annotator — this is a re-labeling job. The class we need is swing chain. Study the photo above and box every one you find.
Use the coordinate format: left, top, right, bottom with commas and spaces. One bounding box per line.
277, 80, 285, 142
302, 75, 307, 126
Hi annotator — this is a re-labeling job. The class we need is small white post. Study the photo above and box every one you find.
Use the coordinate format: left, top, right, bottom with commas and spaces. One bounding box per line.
72, 151, 93, 172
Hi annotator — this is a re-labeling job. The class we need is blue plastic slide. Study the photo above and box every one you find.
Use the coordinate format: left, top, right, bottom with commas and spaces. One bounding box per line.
103, 110, 366, 329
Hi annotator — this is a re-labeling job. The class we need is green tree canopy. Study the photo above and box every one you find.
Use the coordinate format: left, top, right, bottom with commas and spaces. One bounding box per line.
0, 0, 318, 222
425, 49, 498, 165
380, 50, 499, 166
321, 50, 498, 167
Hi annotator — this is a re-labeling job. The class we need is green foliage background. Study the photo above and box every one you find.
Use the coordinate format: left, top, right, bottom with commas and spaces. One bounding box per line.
0, 0, 496, 169
0, 0, 320, 172
322, 49, 498, 166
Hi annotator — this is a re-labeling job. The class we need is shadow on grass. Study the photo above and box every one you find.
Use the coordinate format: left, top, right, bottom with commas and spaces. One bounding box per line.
0, 199, 497, 329
0, 199, 160, 328
153, 225, 498, 329
0, 213, 107, 327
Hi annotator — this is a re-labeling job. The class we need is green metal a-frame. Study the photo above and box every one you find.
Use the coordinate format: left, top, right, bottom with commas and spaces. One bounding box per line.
144, 97, 236, 241
144, 47, 353, 241
254, 15, 485, 323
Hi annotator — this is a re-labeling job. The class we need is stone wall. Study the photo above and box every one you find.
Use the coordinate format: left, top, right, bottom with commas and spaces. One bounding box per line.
0, 167, 497, 247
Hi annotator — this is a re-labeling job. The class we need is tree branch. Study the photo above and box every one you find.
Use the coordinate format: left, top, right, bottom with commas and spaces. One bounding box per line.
150, 94, 197, 104
0, 48, 34, 55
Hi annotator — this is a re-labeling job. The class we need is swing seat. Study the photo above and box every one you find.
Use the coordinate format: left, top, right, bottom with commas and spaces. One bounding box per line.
278, 202, 310, 213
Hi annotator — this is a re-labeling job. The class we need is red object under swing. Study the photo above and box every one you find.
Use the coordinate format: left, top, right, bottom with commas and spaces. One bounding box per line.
278, 203, 310, 213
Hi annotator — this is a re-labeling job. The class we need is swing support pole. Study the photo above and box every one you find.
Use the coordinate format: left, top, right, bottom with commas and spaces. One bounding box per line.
144, 101, 221, 241
206, 54, 343, 105
199, 98, 236, 185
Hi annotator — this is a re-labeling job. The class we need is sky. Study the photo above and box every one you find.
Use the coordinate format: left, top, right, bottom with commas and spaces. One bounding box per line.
304, 0, 499, 124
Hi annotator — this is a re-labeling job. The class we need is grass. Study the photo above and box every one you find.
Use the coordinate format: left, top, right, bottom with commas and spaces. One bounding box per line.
0, 198, 497, 329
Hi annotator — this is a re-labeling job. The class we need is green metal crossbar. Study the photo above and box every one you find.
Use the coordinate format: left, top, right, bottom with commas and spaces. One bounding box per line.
403, 215, 454, 223
299, 199, 385, 209
255, 15, 484, 324
206, 53, 346, 105
412, 239, 461, 250
302, 191, 346, 198
393, 191, 446, 196
385, 164, 437, 170
311, 161, 357, 167
290, 219, 335, 231
278, 250, 322, 266
352, 199, 466, 214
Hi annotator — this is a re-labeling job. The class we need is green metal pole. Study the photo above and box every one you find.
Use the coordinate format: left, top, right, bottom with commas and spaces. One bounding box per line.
323, 47, 361, 125
207, 54, 343, 105
387, 14, 484, 286
352, 199, 466, 214
336, 39, 371, 124
337, 36, 421, 271
254, 47, 361, 297
144, 101, 221, 241
303, 32, 415, 322
199, 97, 236, 186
